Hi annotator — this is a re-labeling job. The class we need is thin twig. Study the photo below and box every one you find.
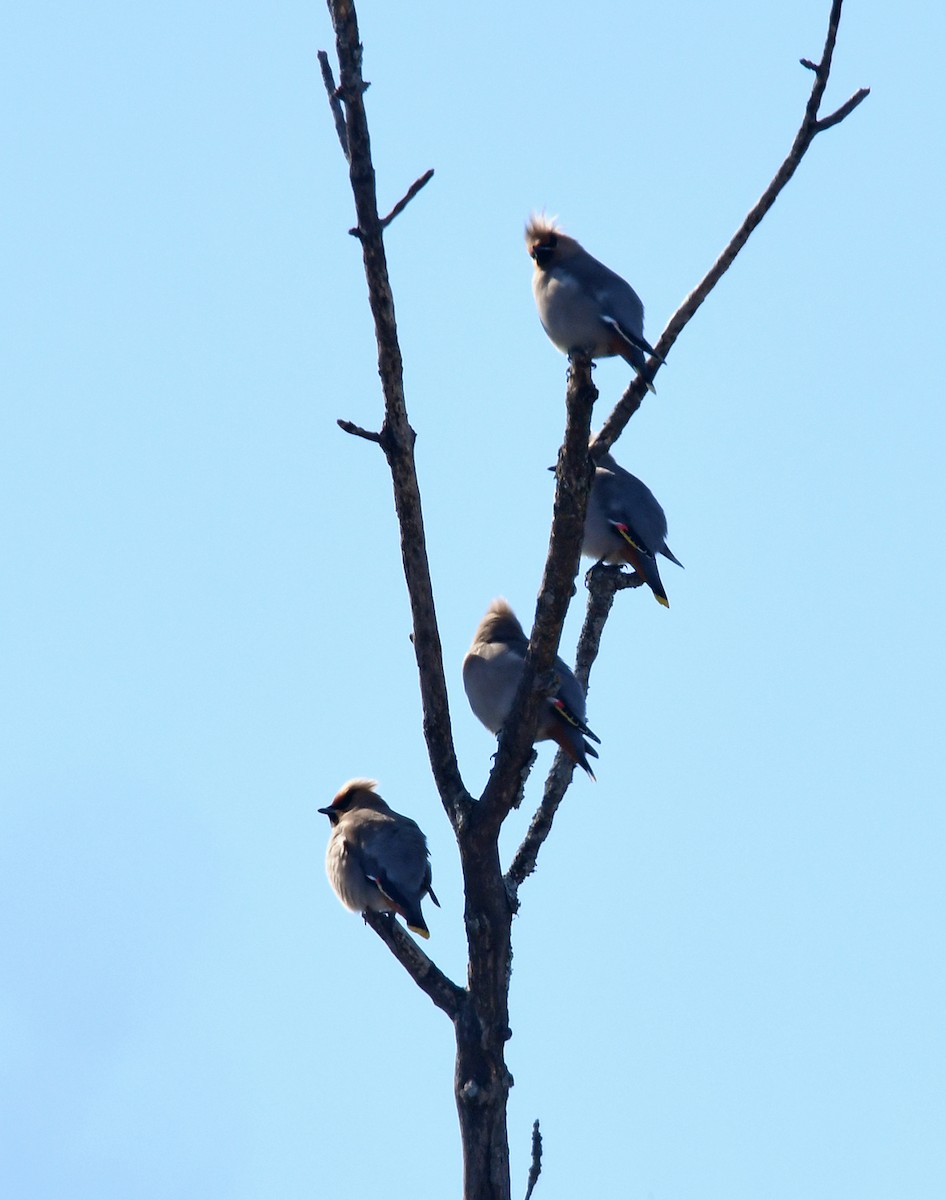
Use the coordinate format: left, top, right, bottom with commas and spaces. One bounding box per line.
381, 168, 435, 229
815, 87, 870, 132
337, 417, 382, 442
317, 50, 349, 160
506, 752, 576, 901
523, 1120, 543, 1200
572, 566, 628, 690
592, 0, 868, 459
363, 911, 466, 1020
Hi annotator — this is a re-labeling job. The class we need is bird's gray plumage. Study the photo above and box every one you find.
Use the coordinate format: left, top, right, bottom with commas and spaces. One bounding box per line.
526, 216, 660, 389
462, 598, 600, 778
583, 451, 683, 607
319, 779, 440, 938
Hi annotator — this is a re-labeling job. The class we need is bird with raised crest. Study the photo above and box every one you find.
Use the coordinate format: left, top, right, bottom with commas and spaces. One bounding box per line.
319, 780, 440, 938
462, 597, 600, 779
526, 214, 663, 391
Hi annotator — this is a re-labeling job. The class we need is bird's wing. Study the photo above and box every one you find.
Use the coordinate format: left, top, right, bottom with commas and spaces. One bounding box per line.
552, 662, 601, 745
598, 467, 670, 553
598, 314, 663, 363
463, 644, 525, 734
358, 820, 430, 914
610, 514, 654, 557
608, 520, 670, 607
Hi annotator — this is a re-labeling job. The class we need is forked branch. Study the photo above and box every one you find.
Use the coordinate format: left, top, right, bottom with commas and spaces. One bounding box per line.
592, 0, 869, 458
510, 0, 868, 896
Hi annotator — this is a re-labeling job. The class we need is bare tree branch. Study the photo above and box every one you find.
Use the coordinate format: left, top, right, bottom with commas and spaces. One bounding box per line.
506, 752, 576, 900
316, 50, 349, 160
322, 0, 471, 832
506, 566, 626, 895
508, 1, 870, 899
591, 0, 869, 460
572, 566, 640, 687
477, 355, 597, 836
381, 168, 435, 229
337, 417, 381, 442
364, 911, 466, 1020
523, 1120, 543, 1200
815, 88, 870, 132
325, 5, 511, 1190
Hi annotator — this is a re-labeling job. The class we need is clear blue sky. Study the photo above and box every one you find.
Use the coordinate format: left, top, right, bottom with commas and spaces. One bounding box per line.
3, 1, 944, 1197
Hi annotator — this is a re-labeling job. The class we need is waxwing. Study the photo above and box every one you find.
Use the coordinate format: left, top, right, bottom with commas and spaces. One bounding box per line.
462, 598, 600, 779
526, 215, 662, 391
318, 779, 440, 938
582, 451, 683, 608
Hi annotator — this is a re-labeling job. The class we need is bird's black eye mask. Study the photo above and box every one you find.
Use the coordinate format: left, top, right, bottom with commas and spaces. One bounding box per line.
531, 234, 557, 267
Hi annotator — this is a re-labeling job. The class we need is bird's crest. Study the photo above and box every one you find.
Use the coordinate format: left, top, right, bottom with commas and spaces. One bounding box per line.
326, 778, 381, 812
525, 213, 561, 263
525, 212, 560, 245
477, 597, 528, 646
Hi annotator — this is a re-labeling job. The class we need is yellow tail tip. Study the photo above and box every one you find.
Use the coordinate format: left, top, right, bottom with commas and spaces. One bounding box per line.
408, 924, 430, 939
655, 594, 670, 608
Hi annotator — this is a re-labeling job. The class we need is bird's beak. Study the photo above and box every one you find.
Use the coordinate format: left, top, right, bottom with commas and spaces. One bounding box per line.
317, 805, 332, 815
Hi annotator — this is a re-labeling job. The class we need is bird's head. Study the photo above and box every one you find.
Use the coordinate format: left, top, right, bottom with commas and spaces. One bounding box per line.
525, 214, 561, 269
319, 778, 387, 824
474, 597, 528, 647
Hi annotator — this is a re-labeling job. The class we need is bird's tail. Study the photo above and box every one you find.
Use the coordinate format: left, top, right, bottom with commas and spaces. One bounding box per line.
404, 905, 431, 939
611, 523, 672, 607
640, 556, 670, 607
549, 703, 600, 780
603, 317, 663, 392
617, 343, 657, 393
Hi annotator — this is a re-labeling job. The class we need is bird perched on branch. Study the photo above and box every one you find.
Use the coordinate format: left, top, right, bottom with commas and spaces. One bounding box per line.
319, 779, 440, 938
526, 214, 662, 391
462, 598, 600, 779
581, 451, 683, 608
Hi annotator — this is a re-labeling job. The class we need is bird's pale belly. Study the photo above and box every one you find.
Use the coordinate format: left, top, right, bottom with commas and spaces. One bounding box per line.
535, 275, 612, 358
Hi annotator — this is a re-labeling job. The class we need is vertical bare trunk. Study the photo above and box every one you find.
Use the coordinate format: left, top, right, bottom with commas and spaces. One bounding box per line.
455, 826, 513, 1200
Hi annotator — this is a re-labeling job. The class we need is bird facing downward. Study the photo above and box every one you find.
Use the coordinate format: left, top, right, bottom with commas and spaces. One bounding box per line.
318, 779, 440, 938
582, 451, 683, 608
462, 597, 600, 779
526, 215, 662, 391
